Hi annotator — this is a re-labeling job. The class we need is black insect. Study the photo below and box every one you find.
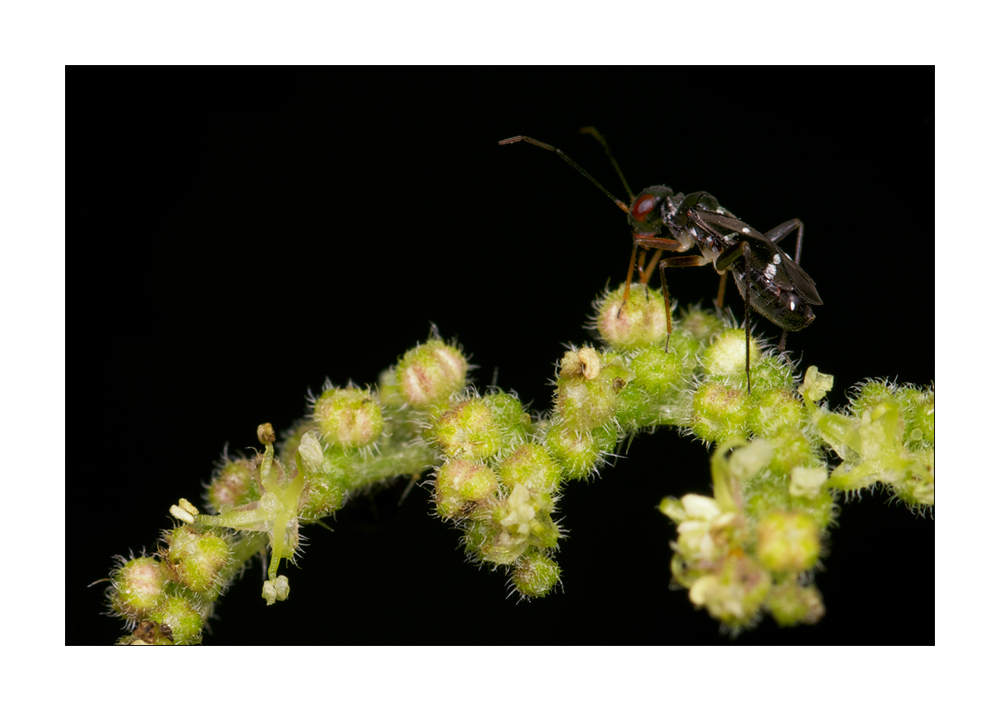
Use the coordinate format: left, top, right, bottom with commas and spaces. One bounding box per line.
499, 129, 822, 394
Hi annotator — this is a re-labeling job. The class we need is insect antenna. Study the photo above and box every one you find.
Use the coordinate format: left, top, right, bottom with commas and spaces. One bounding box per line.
499, 135, 629, 214
579, 126, 634, 202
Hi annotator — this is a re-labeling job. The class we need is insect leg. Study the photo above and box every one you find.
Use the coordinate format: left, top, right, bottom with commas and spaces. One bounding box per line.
654, 253, 713, 353
715, 272, 727, 310
622, 236, 688, 320
639, 248, 663, 285
618, 241, 640, 318
764, 218, 804, 263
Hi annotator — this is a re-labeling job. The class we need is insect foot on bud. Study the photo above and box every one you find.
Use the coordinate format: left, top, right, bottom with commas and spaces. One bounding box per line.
594, 283, 668, 350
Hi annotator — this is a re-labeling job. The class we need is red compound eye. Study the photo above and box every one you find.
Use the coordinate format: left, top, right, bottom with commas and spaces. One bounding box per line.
631, 194, 658, 221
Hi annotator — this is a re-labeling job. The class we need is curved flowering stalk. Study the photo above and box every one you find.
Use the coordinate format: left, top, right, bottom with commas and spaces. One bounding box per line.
102, 281, 933, 643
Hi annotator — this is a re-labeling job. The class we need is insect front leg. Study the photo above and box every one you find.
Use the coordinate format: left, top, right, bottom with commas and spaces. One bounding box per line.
619, 235, 687, 319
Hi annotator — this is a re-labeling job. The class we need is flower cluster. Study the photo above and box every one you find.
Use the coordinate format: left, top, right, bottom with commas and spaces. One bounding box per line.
101, 282, 933, 643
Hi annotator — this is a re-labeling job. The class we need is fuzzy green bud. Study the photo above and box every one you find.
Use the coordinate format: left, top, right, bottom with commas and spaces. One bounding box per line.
482, 392, 533, 450
899, 387, 935, 451
512, 550, 562, 598
208, 458, 259, 513
679, 308, 726, 343
431, 398, 503, 460
109, 556, 169, 622
849, 380, 896, 417
702, 329, 760, 380
314, 387, 384, 449
497, 444, 563, 493
544, 424, 616, 480
748, 385, 804, 437
163, 526, 232, 594
690, 382, 750, 443
767, 581, 825, 626
594, 283, 668, 350
435, 459, 499, 519
555, 348, 632, 431
788, 466, 828, 499
617, 346, 687, 428
148, 595, 204, 645
756, 511, 821, 573
397, 339, 468, 408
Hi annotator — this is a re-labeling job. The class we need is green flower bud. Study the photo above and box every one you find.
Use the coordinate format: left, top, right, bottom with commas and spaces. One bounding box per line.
767, 581, 825, 626
679, 308, 726, 344
207, 458, 259, 513
767, 426, 820, 478
616, 346, 687, 428
594, 283, 668, 350
788, 466, 829, 499
314, 386, 384, 449
701, 329, 760, 380
756, 511, 821, 573
497, 444, 563, 493
163, 526, 233, 594
109, 556, 169, 622
544, 423, 617, 481
482, 392, 533, 449
896, 385, 935, 450
435, 459, 498, 519
511, 550, 562, 599
690, 382, 750, 443
555, 348, 632, 431
376, 366, 407, 408
849, 380, 896, 418
397, 339, 467, 408
431, 398, 503, 460
748, 384, 804, 437
148, 595, 204, 645
295, 431, 348, 522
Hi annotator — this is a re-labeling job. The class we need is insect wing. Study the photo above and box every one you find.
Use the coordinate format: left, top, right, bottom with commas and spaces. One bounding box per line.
774, 247, 822, 305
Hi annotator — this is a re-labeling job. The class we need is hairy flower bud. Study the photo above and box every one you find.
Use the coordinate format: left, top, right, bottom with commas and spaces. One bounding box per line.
435, 459, 498, 519
594, 283, 668, 350
397, 339, 467, 408
511, 550, 562, 599
163, 526, 233, 594
314, 386, 384, 449
756, 511, 821, 573
109, 556, 169, 623
431, 398, 503, 460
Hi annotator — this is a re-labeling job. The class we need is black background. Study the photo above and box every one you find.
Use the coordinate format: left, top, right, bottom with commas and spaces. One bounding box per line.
70, 68, 933, 645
